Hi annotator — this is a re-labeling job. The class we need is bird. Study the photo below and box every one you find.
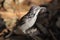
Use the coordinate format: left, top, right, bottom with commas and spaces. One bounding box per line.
16, 6, 46, 34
